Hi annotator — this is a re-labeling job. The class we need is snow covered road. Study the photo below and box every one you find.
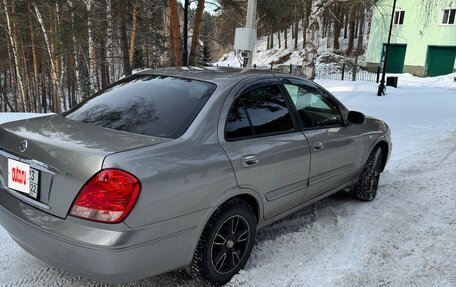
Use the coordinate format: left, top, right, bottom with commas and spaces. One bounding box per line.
1, 78, 455, 286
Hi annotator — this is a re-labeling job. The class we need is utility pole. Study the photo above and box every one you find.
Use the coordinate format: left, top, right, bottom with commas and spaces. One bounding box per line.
377, 0, 397, 96
246, 0, 257, 69
183, 0, 189, 66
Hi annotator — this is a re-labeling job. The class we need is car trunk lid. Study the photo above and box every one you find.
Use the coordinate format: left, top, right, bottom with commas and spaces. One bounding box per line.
0, 115, 168, 218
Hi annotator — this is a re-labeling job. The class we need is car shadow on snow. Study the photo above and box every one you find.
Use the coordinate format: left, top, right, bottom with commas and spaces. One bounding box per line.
253, 191, 356, 244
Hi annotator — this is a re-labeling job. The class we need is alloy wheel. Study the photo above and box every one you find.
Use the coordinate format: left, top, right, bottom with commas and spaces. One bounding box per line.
210, 215, 250, 275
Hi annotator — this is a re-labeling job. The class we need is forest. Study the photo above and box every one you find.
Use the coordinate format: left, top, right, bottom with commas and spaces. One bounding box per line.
0, 0, 377, 113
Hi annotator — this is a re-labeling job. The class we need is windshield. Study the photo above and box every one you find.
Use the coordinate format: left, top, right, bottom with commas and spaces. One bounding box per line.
64, 75, 216, 139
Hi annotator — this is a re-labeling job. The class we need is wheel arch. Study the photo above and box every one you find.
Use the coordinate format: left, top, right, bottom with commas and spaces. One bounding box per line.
231, 193, 261, 223
372, 140, 389, 172
188, 190, 261, 284
206, 190, 263, 224
189, 188, 263, 253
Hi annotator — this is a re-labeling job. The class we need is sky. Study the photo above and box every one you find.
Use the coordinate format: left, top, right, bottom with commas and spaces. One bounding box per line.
177, 0, 219, 15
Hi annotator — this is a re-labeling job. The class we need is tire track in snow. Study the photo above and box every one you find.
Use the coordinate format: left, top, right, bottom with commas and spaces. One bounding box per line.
335, 131, 456, 287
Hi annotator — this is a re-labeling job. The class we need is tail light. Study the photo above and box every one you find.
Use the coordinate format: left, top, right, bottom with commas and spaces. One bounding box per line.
69, 169, 141, 223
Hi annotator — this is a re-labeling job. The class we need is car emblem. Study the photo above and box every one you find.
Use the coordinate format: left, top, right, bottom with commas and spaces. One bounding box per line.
19, 140, 28, 153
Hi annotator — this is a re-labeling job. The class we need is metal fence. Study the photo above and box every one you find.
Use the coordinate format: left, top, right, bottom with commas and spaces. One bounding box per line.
247, 63, 380, 83
315, 64, 380, 82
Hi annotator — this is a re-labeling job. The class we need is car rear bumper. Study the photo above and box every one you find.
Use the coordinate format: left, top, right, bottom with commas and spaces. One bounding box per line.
0, 188, 202, 283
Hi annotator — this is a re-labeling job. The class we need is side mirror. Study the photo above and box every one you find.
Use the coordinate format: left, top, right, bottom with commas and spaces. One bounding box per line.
347, 111, 366, 125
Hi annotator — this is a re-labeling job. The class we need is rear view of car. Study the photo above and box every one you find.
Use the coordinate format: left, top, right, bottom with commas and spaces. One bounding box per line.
0, 73, 219, 283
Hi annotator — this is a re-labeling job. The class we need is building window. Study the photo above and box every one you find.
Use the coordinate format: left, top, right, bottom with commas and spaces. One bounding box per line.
393, 10, 405, 25
442, 9, 456, 25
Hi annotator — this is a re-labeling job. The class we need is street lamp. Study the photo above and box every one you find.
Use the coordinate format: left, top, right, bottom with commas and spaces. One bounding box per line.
183, 0, 189, 66
378, 0, 397, 96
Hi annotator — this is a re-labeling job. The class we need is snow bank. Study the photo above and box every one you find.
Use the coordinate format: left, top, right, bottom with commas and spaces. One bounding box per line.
388, 73, 456, 90
215, 52, 243, 68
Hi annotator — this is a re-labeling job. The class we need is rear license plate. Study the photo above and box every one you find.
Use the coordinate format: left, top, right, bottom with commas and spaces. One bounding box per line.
7, 159, 39, 199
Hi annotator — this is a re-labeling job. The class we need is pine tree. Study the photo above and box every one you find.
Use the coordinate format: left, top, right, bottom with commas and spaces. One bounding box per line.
198, 41, 212, 66
198, 12, 213, 66
132, 48, 145, 70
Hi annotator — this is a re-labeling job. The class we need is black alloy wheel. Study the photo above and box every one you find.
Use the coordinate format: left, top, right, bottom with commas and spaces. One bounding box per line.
210, 215, 250, 274
189, 198, 256, 286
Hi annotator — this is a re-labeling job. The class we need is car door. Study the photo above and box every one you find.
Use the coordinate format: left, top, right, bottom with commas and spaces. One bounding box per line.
219, 78, 311, 219
281, 78, 365, 201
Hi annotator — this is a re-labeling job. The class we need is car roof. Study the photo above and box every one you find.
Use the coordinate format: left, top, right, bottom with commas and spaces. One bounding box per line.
136, 66, 306, 85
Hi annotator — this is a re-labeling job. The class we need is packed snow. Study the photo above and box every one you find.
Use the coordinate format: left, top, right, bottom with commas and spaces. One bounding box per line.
0, 75, 456, 286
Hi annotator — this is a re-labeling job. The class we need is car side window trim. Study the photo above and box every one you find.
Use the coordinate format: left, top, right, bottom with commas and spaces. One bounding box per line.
224, 82, 300, 142
279, 78, 346, 131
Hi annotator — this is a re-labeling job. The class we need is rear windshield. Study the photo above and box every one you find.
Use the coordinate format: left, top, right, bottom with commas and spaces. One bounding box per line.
64, 75, 216, 139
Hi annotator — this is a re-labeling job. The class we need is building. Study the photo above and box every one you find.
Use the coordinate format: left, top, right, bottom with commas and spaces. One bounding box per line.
366, 0, 456, 77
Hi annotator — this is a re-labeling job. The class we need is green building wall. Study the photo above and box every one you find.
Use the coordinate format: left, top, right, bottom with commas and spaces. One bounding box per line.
366, 0, 456, 76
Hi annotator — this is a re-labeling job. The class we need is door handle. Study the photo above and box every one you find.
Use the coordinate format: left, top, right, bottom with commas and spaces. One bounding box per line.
241, 155, 259, 167
313, 142, 324, 151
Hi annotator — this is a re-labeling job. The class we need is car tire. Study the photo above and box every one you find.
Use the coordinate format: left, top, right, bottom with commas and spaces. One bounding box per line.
352, 148, 383, 201
189, 198, 257, 286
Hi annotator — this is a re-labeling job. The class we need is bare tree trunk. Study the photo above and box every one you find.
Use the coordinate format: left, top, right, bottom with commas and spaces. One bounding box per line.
354, 11, 359, 39
322, 10, 327, 38
189, 0, 205, 66
346, 4, 357, 56
294, 3, 298, 50
55, 3, 66, 110
68, 53, 76, 108
3, 0, 26, 112
33, 3, 60, 112
284, 26, 288, 49
68, 0, 82, 103
333, 2, 342, 50
11, 3, 26, 111
291, 19, 295, 39
65, 54, 74, 108
270, 28, 274, 49
343, 9, 349, 39
356, 5, 366, 55
277, 30, 281, 49
100, 35, 109, 88
40, 48, 47, 113
168, 5, 175, 64
168, 0, 182, 67
303, 0, 311, 49
28, 4, 40, 112
83, 0, 97, 94
118, 0, 132, 76
1, 68, 14, 111
321, 8, 332, 48
19, 33, 31, 112
106, 0, 115, 83
6, 33, 18, 111
302, 0, 336, 79
129, 2, 138, 66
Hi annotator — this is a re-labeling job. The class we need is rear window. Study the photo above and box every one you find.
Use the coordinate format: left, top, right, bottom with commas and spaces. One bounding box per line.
64, 75, 216, 138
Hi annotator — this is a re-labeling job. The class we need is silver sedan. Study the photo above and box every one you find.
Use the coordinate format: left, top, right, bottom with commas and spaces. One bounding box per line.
0, 67, 391, 286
